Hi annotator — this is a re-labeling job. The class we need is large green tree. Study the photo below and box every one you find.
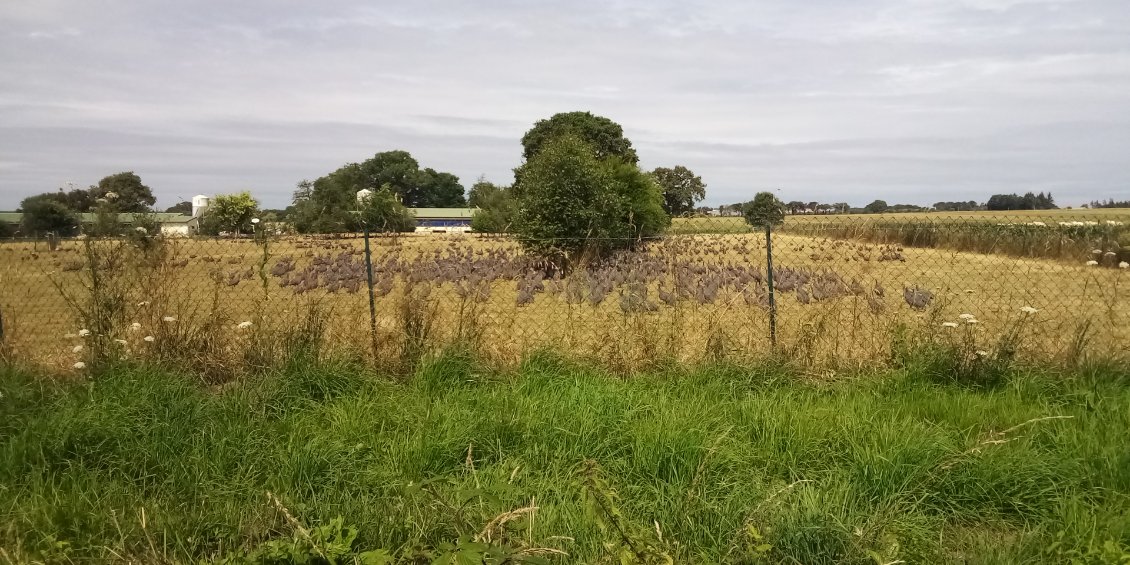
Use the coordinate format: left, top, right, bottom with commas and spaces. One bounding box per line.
468, 178, 516, 233
651, 165, 706, 216
513, 134, 667, 263
863, 200, 889, 214
200, 192, 260, 236
358, 186, 416, 232
165, 201, 192, 214
92, 172, 155, 213
19, 194, 80, 235
291, 150, 465, 233
520, 111, 638, 165
742, 192, 786, 229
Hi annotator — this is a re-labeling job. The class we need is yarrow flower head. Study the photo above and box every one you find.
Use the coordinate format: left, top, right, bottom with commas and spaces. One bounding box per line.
959, 313, 975, 320
162, 316, 177, 323
72, 344, 83, 353
975, 350, 990, 357
966, 318, 979, 325
143, 335, 155, 342
137, 301, 151, 307
104, 191, 118, 200
134, 226, 147, 234
73, 361, 86, 370
237, 321, 253, 329
130, 322, 142, 331
1020, 306, 1039, 315
1086, 260, 1099, 266
1121, 261, 1129, 269
77, 329, 91, 337
114, 339, 127, 345
941, 322, 958, 328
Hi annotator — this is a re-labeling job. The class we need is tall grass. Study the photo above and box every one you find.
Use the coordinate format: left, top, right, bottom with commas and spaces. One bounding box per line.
1, 354, 1128, 563
778, 218, 1129, 262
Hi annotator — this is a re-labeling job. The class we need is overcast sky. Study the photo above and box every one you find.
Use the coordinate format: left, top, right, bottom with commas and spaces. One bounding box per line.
1, 0, 1128, 210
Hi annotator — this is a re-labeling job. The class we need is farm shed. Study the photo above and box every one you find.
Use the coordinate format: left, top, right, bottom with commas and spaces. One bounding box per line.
0, 212, 199, 237
410, 208, 477, 234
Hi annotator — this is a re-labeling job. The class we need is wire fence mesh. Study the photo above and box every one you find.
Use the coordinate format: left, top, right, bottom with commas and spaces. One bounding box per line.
2, 212, 1128, 371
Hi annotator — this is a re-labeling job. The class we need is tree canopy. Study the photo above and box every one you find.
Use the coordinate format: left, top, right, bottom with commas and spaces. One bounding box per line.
742, 192, 786, 229
651, 166, 706, 216
200, 192, 259, 236
165, 201, 192, 214
863, 200, 889, 214
468, 178, 516, 233
291, 150, 465, 233
513, 134, 668, 263
357, 186, 416, 233
91, 172, 156, 213
520, 111, 638, 165
19, 194, 80, 235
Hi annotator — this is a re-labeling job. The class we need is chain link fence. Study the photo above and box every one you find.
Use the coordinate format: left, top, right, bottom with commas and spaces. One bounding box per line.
2, 212, 1128, 371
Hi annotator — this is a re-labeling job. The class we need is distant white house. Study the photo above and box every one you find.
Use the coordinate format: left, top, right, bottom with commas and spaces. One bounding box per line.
159, 214, 201, 237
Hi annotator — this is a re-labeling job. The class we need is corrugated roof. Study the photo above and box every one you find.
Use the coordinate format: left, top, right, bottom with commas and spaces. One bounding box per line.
409, 208, 478, 219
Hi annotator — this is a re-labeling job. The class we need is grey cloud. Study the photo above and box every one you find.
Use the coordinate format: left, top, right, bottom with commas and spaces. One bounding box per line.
1, 0, 1127, 209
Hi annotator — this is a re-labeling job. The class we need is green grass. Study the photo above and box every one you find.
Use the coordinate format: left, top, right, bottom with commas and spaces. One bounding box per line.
1, 353, 1129, 563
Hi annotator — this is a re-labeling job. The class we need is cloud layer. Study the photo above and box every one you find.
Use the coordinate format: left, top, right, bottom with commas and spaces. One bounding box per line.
2, 0, 1128, 208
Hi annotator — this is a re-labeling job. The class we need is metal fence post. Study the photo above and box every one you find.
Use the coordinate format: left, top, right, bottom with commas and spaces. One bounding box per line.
765, 223, 777, 348
362, 226, 379, 357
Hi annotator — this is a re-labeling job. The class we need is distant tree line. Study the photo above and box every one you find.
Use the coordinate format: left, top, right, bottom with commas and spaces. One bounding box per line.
1088, 199, 1130, 209
702, 192, 1059, 216
985, 192, 1057, 211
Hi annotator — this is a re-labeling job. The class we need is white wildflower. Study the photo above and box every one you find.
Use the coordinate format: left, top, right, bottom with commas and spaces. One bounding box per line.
1020, 306, 1039, 315
143, 335, 155, 342
237, 321, 253, 329
104, 191, 118, 200
941, 322, 958, 328
77, 329, 91, 337
1085, 221, 1099, 226
1092, 249, 1102, 255
251, 218, 261, 224
162, 316, 177, 322
1120, 261, 1129, 269
75, 234, 87, 240
1030, 221, 1046, 227
137, 301, 151, 307
1107, 220, 1125, 226
134, 226, 147, 234
966, 318, 979, 325
129, 322, 142, 331
114, 339, 127, 345
959, 313, 975, 320
1086, 260, 1099, 266
72, 344, 83, 353
73, 361, 86, 370
975, 350, 989, 357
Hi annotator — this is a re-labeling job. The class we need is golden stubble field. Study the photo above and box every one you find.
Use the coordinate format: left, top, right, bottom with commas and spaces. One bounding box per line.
2, 228, 1128, 369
